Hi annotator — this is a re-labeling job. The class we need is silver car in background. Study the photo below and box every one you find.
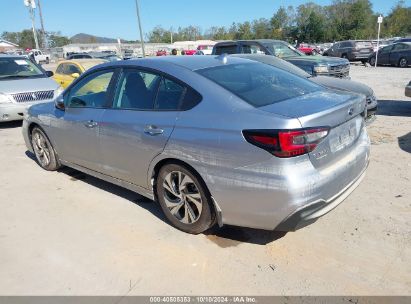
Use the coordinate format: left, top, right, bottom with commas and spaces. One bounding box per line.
0, 55, 61, 122
22, 56, 370, 234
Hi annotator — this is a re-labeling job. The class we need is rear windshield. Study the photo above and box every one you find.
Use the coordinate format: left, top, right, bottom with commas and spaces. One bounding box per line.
196, 62, 322, 108
355, 41, 373, 48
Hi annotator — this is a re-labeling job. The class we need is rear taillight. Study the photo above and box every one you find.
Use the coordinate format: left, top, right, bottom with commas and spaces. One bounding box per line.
243, 128, 329, 158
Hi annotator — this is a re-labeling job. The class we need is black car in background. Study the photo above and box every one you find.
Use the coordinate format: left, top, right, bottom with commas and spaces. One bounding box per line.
212, 39, 350, 78
324, 40, 374, 63
369, 42, 411, 68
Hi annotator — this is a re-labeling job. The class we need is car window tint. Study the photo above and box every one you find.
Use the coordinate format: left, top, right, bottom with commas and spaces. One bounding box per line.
181, 87, 202, 110
266, 43, 300, 58
155, 77, 185, 110
56, 64, 65, 74
356, 41, 372, 48
393, 43, 407, 51
197, 62, 322, 108
67, 70, 114, 108
241, 44, 266, 55
65, 64, 81, 75
114, 70, 160, 110
214, 45, 238, 55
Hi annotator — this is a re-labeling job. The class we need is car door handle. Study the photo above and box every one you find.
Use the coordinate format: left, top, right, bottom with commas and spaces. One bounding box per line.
84, 120, 98, 128
144, 125, 164, 136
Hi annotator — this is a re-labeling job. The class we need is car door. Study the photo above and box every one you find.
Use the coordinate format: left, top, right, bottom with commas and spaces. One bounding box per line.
51, 68, 117, 171
378, 45, 393, 64
389, 43, 407, 65
99, 68, 184, 188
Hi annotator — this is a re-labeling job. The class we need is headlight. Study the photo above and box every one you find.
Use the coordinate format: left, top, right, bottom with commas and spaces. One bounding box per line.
313, 65, 329, 73
55, 86, 64, 97
0, 93, 13, 104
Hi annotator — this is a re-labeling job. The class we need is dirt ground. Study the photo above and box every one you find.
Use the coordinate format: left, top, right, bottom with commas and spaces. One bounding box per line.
0, 65, 410, 296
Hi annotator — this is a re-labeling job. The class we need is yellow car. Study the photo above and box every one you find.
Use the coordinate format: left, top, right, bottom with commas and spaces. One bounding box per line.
53, 59, 107, 88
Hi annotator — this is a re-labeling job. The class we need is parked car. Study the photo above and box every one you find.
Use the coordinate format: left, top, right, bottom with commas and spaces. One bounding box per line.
53, 59, 107, 88
297, 43, 320, 55
323, 40, 374, 63
28, 49, 50, 64
212, 40, 350, 78
405, 80, 411, 98
232, 54, 377, 122
368, 42, 411, 68
395, 37, 411, 43
67, 53, 93, 60
0, 55, 61, 122
197, 45, 214, 55
23, 56, 370, 234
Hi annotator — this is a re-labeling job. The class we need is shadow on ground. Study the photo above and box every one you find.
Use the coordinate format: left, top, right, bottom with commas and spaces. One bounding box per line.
0, 121, 23, 129
398, 132, 411, 154
377, 100, 411, 117
25, 150, 288, 246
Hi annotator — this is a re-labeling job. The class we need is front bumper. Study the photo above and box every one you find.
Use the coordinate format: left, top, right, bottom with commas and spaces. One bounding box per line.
0, 101, 51, 122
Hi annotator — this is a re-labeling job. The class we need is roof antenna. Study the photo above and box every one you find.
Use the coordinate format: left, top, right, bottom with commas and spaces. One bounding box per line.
216, 53, 228, 64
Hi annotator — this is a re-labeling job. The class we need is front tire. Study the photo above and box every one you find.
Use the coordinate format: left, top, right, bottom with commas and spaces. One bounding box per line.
156, 163, 215, 234
369, 57, 376, 66
31, 127, 60, 171
398, 57, 408, 68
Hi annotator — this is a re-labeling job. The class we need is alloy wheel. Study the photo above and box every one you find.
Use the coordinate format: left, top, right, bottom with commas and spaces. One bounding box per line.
32, 131, 51, 167
399, 58, 407, 68
162, 171, 203, 224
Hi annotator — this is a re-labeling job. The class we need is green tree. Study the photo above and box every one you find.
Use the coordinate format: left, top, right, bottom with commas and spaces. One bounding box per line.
384, 1, 411, 37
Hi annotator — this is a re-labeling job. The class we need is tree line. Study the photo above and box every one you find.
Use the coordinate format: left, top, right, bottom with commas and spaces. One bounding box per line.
147, 0, 411, 43
1, 29, 70, 49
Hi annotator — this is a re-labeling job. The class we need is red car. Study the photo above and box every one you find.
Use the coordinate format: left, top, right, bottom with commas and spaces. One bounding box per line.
182, 50, 197, 56
156, 50, 167, 56
297, 44, 320, 55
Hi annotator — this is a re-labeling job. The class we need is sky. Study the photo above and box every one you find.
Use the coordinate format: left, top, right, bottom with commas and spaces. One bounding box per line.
0, 0, 406, 41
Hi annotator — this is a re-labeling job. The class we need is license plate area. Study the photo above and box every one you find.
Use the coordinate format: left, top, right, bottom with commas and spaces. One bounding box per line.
329, 118, 362, 153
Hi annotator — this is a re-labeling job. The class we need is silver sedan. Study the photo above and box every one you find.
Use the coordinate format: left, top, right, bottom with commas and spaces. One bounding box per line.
22, 56, 370, 234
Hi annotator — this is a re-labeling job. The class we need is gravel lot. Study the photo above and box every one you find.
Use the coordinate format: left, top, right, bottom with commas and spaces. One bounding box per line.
0, 64, 410, 296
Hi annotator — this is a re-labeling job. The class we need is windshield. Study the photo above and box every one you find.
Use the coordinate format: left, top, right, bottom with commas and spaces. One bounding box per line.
263, 42, 305, 58
197, 62, 322, 108
0, 57, 45, 79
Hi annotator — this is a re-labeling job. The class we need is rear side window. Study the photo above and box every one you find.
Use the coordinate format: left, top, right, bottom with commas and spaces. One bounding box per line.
155, 78, 185, 110
197, 62, 322, 108
214, 45, 238, 55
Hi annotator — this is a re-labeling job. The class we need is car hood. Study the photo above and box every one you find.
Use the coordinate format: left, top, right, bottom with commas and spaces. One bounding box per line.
286, 56, 349, 65
310, 76, 373, 97
0, 77, 59, 94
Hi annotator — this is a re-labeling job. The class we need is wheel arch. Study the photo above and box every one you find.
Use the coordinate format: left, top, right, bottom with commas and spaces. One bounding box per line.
148, 157, 222, 227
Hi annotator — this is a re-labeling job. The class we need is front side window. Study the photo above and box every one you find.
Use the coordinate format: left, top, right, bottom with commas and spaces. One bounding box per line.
264, 42, 302, 58
197, 62, 322, 108
67, 70, 114, 108
114, 70, 160, 110
65, 64, 81, 75
241, 44, 266, 55
56, 64, 65, 74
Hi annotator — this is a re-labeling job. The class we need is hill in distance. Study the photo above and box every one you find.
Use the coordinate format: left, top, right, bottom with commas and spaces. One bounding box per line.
70, 33, 137, 44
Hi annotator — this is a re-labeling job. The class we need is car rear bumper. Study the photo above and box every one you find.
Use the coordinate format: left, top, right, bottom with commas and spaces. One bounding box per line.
275, 165, 368, 231
203, 127, 370, 231
350, 52, 373, 60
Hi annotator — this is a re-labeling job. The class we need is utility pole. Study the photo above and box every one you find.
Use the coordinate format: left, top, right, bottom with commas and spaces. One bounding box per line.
134, 0, 146, 57
37, 0, 48, 48
24, 0, 40, 49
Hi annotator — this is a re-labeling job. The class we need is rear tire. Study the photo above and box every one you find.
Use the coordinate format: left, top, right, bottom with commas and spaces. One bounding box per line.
46, 58, 50, 64
156, 163, 215, 234
311, 50, 318, 56
398, 57, 408, 68
31, 127, 60, 171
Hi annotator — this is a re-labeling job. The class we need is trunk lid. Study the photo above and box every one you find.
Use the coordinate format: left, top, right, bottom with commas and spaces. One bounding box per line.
258, 90, 366, 166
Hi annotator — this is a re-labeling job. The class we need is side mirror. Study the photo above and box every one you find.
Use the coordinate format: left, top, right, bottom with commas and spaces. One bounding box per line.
45, 71, 54, 77
71, 73, 80, 79
55, 94, 65, 111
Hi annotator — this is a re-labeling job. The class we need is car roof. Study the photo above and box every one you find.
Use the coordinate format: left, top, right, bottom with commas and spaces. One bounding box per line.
214, 39, 285, 45
57, 59, 107, 65
0, 54, 28, 59
98, 55, 254, 71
